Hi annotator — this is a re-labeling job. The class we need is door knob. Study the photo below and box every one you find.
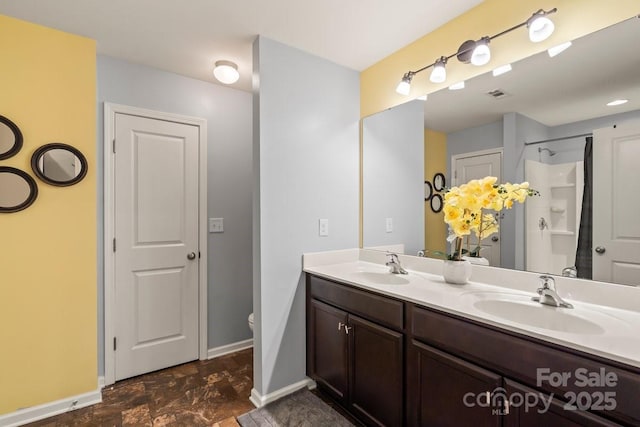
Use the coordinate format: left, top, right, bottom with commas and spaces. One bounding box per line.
595, 246, 606, 255
492, 236, 499, 242
187, 252, 197, 260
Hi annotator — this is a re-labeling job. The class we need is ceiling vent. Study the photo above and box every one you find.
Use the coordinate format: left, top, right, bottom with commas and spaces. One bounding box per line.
486, 89, 511, 99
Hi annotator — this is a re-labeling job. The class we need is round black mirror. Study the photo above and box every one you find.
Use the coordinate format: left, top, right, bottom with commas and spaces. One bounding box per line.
31, 143, 88, 186
0, 167, 38, 213
0, 115, 23, 160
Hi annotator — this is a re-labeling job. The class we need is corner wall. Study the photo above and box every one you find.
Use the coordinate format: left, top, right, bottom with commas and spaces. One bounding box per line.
253, 36, 359, 396
0, 14, 97, 414
424, 129, 447, 255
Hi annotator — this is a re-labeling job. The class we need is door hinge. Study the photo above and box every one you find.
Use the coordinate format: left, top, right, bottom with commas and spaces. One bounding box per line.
113, 337, 117, 351
112, 139, 116, 154
113, 238, 116, 252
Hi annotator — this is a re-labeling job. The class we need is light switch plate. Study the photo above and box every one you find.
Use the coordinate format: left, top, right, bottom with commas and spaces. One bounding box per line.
319, 218, 329, 237
209, 218, 224, 233
385, 217, 393, 233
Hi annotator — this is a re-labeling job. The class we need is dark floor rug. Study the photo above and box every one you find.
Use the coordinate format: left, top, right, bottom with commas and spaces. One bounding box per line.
237, 388, 354, 427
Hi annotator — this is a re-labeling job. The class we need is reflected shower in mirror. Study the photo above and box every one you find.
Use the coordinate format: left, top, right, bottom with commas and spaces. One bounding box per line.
31, 143, 88, 186
0, 167, 38, 213
0, 115, 23, 160
361, 15, 640, 287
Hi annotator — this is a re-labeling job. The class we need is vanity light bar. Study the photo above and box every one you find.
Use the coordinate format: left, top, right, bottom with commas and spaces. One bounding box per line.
395, 7, 558, 95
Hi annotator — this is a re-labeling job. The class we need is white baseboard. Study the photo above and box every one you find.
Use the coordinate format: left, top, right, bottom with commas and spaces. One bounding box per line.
207, 338, 253, 359
0, 378, 104, 427
249, 377, 316, 408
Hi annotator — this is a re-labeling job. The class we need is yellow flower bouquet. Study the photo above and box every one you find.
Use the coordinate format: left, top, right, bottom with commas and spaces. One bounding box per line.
443, 176, 539, 261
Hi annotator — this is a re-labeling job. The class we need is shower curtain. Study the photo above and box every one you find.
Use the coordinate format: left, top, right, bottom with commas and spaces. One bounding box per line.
574, 136, 593, 279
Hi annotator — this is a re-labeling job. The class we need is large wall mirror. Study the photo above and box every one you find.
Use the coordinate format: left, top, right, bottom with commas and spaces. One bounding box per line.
0, 115, 23, 160
0, 166, 38, 213
31, 143, 88, 186
361, 15, 640, 287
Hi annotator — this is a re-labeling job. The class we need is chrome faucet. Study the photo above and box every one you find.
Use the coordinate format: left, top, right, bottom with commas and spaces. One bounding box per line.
386, 253, 408, 275
532, 275, 573, 309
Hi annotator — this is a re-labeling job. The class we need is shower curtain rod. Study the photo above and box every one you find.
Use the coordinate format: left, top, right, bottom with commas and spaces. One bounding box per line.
525, 132, 593, 146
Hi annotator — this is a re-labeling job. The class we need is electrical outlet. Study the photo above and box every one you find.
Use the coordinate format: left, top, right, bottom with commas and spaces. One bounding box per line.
386, 218, 393, 233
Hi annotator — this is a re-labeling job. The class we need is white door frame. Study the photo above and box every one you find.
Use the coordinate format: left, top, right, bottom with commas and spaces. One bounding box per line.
103, 103, 208, 386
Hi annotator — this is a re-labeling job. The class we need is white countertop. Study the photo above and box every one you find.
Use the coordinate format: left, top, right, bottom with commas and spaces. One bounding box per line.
303, 249, 640, 369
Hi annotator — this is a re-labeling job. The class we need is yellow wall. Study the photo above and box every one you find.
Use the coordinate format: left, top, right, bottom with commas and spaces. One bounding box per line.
0, 15, 96, 414
424, 129, 447, 256
361, 0, 640, 118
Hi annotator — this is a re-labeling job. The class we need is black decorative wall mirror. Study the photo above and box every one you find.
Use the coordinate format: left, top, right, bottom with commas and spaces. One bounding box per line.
0, 115, 23, 160
31, 143, 88, 186
0, 167, 38, 213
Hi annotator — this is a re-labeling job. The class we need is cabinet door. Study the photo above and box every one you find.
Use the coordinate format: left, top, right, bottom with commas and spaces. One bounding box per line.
348, 314, 404, 427
503, 379, 621, 427
408, 340, 502, 427
309, 299, 349, 401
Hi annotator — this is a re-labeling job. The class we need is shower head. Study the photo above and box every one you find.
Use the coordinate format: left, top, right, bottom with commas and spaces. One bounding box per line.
538, 147, 557, 156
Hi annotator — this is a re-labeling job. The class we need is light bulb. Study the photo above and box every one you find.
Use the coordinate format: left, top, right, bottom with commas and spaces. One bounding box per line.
471, 40, 491, 66
213, 60, 240, 84
430, 59, 447, 83
396, 72, 413, 95
528, 15, 555, 42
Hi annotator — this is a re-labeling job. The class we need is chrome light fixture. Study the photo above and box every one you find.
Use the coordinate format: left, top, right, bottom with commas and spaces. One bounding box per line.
471, 37, 491, 66
395, 7, 557, 95
213, 60, 240, 84
430, 57, 447, 83
395, 72, 414, 95
528, 9, 556, 42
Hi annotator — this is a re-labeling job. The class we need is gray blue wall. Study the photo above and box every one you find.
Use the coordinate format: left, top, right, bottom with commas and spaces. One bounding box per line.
97, 55, 253, 374
362, 100, 424, 255
252, 37, 359, 396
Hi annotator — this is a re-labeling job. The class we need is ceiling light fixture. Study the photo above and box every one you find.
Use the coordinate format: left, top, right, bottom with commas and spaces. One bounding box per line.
492, 64, 512, 77
213, 60, 240, 84
395, 8, 557, 95
607, 99, 628, 106
547, 41, 572, 57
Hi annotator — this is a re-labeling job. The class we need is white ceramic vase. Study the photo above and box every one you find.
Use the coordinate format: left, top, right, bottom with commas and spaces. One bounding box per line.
443, 259, 472, 284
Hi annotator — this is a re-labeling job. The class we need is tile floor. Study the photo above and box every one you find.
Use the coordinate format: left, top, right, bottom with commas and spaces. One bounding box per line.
25, 348, 253, 426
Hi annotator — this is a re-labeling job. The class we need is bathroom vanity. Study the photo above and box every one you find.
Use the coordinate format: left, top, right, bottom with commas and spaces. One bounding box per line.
304, 250, 640, 427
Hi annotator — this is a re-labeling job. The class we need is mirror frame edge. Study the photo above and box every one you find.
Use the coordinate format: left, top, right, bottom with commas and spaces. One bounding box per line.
31, 142, 88, 187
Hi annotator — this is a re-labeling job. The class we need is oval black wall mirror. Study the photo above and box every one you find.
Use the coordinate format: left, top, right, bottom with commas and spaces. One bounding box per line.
0, 167, 38, 213
31, 143, 88, 186
0, 115, 24, 160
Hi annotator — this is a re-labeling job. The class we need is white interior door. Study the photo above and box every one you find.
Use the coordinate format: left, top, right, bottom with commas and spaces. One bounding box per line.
114, 113, 200, 380
593, 124, 640, 286
452, 150, 502, 266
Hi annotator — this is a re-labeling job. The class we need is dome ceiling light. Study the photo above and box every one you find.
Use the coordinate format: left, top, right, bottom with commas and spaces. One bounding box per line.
213, 60, 240, 84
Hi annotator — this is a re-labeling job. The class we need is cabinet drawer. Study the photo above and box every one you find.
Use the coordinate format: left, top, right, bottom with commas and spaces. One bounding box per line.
411, 304, 640, 426
308, 274, 404, 331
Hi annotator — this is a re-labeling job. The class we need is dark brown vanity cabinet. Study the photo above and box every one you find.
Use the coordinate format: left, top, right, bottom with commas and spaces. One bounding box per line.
306, 274, 639, 427
407, 340, 502, 427
307, 275, 404, 426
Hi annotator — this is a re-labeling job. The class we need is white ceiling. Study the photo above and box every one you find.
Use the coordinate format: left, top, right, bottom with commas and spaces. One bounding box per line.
0, 0, 483, 91
423, 15, 640, 133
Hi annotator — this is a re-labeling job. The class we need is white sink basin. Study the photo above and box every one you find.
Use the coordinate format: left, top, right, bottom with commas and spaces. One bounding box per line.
349, 271, 410, 285
473, 298, 605, 335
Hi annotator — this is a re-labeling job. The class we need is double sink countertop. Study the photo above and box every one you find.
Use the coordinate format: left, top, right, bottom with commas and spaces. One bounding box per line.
303, 248, 640, 369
